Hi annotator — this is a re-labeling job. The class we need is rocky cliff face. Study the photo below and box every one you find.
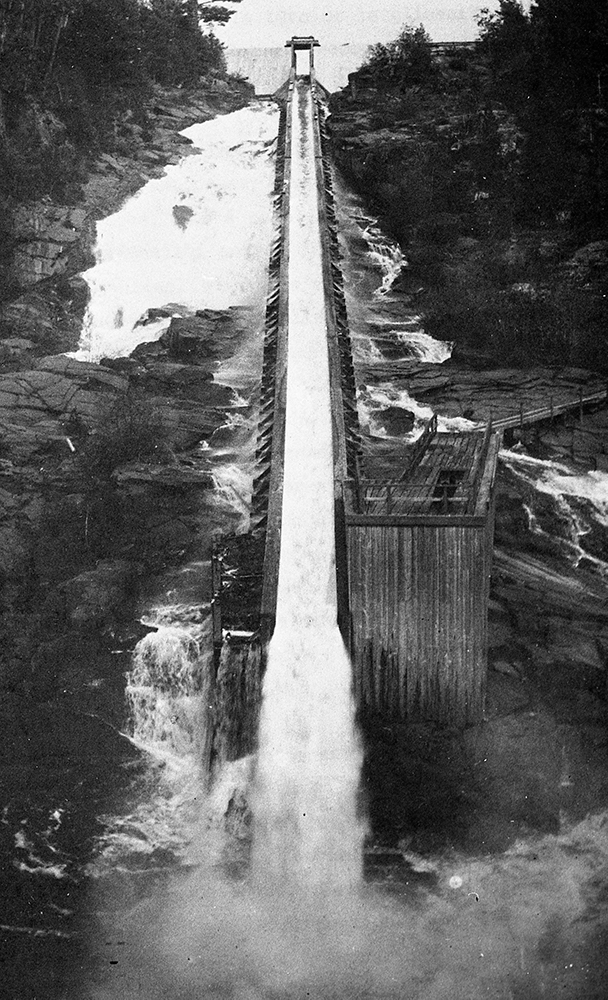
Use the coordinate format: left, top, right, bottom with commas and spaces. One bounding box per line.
0, 307, 251, 701
0, 80, 252, 367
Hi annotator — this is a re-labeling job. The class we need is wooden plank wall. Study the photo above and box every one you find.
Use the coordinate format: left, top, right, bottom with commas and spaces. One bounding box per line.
347, 523, 488, 726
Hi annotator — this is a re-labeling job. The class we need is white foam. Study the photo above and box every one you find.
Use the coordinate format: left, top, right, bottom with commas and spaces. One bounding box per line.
502, 449, 608, 519
210, 461, 253, 531
501, 448, 608, 573
74, 103, 279, 361
359, 383, 433, 440
396, 329, 453, 364
362, 223, 406, 297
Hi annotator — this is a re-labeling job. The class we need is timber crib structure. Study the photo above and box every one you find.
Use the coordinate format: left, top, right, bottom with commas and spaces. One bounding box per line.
212, 38, 501, 738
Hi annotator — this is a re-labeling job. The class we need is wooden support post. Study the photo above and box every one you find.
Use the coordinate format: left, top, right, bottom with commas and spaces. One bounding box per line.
211, 544, 223, 650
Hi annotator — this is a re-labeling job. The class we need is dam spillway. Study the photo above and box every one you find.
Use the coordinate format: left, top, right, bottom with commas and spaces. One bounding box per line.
212, 41, 501, 756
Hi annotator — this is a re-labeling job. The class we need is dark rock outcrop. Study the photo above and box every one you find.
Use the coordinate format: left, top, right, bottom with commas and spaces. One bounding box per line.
60, 559, 139, 629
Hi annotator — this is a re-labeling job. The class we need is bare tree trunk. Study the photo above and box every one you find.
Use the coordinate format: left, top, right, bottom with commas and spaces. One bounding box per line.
186, 0, 199, 31
22, 7, 41, 93
0, 89, 7, 142
43, 12, 69, 97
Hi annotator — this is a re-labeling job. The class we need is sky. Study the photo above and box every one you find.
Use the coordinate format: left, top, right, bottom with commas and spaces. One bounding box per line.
218, 0, 493, 48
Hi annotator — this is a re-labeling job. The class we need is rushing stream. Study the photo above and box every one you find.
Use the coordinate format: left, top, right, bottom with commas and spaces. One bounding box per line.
7, 86, 608, 1000
76, 103, 280, 362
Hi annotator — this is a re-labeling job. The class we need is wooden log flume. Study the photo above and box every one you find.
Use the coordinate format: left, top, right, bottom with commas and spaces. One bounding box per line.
212, 41, 503, 744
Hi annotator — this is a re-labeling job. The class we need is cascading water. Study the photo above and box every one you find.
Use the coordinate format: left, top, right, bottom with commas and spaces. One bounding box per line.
500, 448, 608, 575
75, 103, 281, 880
89, 620, 214, 872
127, 623, 213, 765
331, 173, 454, 440
43, 75, 608, 1000
75, 103, 279, 361
364, 224, 407, 298
252, 80, 365, 890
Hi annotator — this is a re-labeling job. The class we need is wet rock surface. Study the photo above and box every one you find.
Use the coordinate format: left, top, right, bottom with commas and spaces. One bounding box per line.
343, 142, 608, 980
0, 76, 606, 999
0, 295, 254, 969
362, 446, 608, 860
0, 81, 253, 371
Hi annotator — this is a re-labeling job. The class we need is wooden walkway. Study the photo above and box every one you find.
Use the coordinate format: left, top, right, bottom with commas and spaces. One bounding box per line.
357, 426, 492, 517
485, 385, 608, 432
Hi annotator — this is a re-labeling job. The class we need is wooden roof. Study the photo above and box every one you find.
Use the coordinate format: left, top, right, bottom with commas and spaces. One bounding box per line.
285, 36, 320, 48
347, 423, 501, 521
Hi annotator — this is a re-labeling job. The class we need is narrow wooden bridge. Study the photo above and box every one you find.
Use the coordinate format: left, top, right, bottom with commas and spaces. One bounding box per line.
488, 385, 608, 434
212, 39, 502, 752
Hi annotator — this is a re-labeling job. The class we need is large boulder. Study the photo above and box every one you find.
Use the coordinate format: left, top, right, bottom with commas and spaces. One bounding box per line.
0, 293, 55, 344
113, 461, 213, 489
60, 559, 140, 629
562, 241, 608, 286
374, 405, 416, 437
0, 359, 127, 460
163, 307, 252, 360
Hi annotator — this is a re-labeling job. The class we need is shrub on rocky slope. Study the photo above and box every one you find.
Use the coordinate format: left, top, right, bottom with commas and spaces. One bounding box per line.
329, 12, 608, 371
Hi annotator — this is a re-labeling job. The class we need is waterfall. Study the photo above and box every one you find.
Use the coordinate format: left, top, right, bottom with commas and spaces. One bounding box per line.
74, 103, 279, 361
500, 449, 608, 575
252, 80, 365, 890
86, 617, 215, 873
127, 623, 214, 769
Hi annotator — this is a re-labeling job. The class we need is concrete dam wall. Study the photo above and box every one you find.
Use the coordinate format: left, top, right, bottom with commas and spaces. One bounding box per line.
224, 44, 369, 95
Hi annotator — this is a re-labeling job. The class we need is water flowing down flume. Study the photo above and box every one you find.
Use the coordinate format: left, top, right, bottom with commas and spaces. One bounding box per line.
68, 74, 608, 1000
252, 79, 366, 894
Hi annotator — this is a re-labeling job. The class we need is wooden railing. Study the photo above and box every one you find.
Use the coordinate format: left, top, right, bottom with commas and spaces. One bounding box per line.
347, 418, 496, 519
399, 413, 437, 479
488, 386, 608, 432
466, 418, 493, 514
